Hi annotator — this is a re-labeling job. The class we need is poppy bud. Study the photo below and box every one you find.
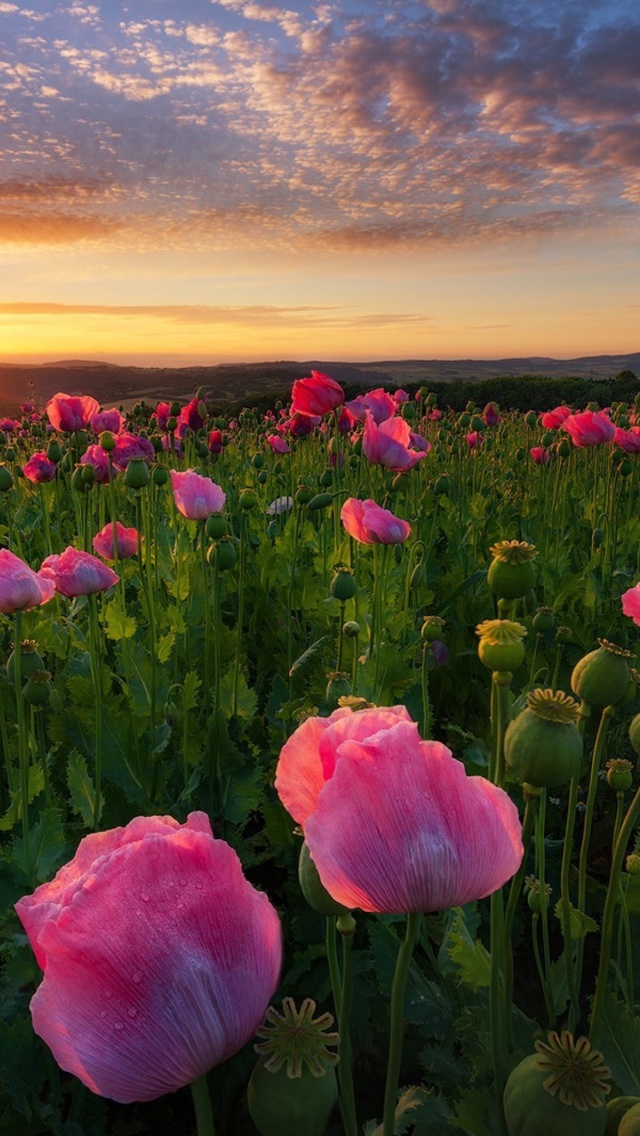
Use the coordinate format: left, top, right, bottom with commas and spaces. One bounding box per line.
152, 465, 169, 486
124, 457, 150, 489
0, 465, 13, 491
330, 568, 356, 601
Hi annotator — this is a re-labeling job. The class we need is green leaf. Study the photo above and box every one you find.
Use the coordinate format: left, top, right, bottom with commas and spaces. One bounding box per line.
67, 749, 100, 828
156, 629, 175, 664
440, 906, 491, 987
0, 766, 45, 831
289, 636, 329, 677
554, 898, 598, 940
219, 669, 258, 720
364, 1086, 451, 1136
591, 993, 640, 1094
103, 603, 137, 641
182, 670, 201, 715
13, 807, 66, 882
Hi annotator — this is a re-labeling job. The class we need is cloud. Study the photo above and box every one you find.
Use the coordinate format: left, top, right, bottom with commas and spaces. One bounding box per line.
0, 0, 638, 255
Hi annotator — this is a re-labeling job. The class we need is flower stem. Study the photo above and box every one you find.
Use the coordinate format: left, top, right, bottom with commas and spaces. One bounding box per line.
14, 612, 32, 878
190, 1074, 215, 1136
336, 915, 358, 1136
382, 911, 422, 1136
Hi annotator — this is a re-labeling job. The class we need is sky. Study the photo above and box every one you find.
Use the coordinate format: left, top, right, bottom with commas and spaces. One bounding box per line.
0, 0, 639, 366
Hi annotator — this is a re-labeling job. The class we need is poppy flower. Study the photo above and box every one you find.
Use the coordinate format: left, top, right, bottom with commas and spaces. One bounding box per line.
15, 812, 282, 1103
290, 372, 345, 418
91, 408, 123, 435
92, 522, 139, 561
22, 452, 57, 484
46, 393, 100, 433
362, 413, 426, 472
40, 547, 119, 596
0, 549, 55, 614
561, 411, 615, 447
341, 498, 411, 544
275, 706, 523, 914
622, 583, 640, 627
171, 469, 226, 520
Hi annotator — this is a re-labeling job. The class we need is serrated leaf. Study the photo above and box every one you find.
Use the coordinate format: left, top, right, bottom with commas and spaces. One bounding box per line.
440, 907, 490, 987
0, 766, 45, 831
13, 807, 66, 882
365, 1086, 451, 1136
156, 629, 175, 664
103, 603, 137, 641
219, 669, 258, 719
67, 750, 99, 827
182, 670, 201, 714
289, 636, 329, 677
554, 898, 598, 940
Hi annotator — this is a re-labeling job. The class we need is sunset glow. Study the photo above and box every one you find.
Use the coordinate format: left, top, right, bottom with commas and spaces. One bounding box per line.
1, 0, 638, 366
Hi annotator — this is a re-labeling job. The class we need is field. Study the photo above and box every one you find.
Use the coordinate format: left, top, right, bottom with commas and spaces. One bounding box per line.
2, 378, 640, 1136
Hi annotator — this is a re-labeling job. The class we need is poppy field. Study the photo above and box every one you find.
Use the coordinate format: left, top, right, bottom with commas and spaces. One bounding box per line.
3, 375, 640, 1136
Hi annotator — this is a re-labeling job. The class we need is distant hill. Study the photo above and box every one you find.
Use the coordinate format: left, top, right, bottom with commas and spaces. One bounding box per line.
0, 353, 638, 415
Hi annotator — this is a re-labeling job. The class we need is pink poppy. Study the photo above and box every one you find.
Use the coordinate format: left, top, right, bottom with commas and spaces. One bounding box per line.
530, 446, 551, 465
0, 417, 17, 432
152, 402, 172, 431
622, 583, 640, 627
561, 410, 615, 447
614, 426, 640, 454
483, 402, 500, 426
111, 433, 155, 473
91, 408, 123, 435
362, 412, 427, 472
15, 812, 282, 1103
341, 498, 411, 544
290, 372, 345, 418
171, 469, 226, 520
22, 451, 57, 483
345, 388, 397, 424
80, 445, 112, 483
40, 547, 119, 596
428, 408, 443, 421
466, 431, 483, 448
208, 429, 223, 454
267, 434, 291, 454
286, 413, 319, 437
0, 549, 55, 614
394, 389, 410, 404
540, 406, 572, 430
275, 707, 523, 914
177, 397, 206, 434
92, 522, 139, 561
46, 393, 100, 433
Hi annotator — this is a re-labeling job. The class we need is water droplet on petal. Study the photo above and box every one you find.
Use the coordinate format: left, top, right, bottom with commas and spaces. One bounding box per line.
114, 1021, 124, 1031
195, 880, 203, 890
132, 970, 144, 984
104, 990, 113, 999
128, 1007, 138, 1018
100, 1010, 107, 1019
179, 878, 187, 887
140, 892, 150, 902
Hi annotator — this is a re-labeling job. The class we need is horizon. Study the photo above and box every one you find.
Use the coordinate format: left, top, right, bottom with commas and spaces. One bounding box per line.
2, 1, 639, 364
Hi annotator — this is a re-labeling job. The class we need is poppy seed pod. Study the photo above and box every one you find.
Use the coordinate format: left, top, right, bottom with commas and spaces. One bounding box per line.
330, 568, 357, 601
504, 689, 583, 788
298, 842, 349, 917
503, 1032, 610, 1136
571, 639, 634, 710
476, 619, 527, 672
487, 540, 538, 600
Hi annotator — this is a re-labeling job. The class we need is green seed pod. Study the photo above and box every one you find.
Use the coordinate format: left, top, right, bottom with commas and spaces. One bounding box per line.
152, 465, 169, 486
4, 447, 16, 462
295, 486, 312, 505
298, 842, 349, 916
542, 430, 556, 447
626, 853, 640, 875
503, 1032, 611, 1136
81, 463, 95, 485
0, 463, 15, 490
307, 492, 333, 511
7, 640, 45, 684
571, 639, 633, 710
606, 1097, 640, 1135
629, 714, 640, 755
504, 690, 583, 788
252, 453, 265, 469
206, 514, 227, 540
240, 489, 258, 510
434, 474, 450, 495
46, 440, 63, 464
525, 410, 538, 428
620, 1102, 640, 1135
401, 401, 416, 420
421, 615, 445, 643
525, 877, 552, 913
99, 431, 115, 452
124, 457, 150, 489
557, 439, 571, 458
606, 759, 633, 792
532, 607, 555, 634
325, 671, 352, 704
166, 416, 177, 432
319, 469, 333, 488
487, 540, 538, 600
330, 568, 356, 601
458, 412, 471, 428
476, 619, 527, 672
342, 620, 360, 638
23, 670, 52, 706
258, 469, 268, 484
215, 537, 237, 571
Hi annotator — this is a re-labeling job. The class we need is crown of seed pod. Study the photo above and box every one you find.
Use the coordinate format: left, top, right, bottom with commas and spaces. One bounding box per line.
487, 540, 538, 600
571, 639, 634, 711
503, 1030, 611, 1136
476, 619, 527, 672
504, 689, 583, 788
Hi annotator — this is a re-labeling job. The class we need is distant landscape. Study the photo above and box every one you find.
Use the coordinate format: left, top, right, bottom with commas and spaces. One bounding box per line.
1, 352, 639, 415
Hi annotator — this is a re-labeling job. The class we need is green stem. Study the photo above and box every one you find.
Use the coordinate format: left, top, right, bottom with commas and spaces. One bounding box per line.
590, 784, 640, 1042
560, 776, 580, 1032
382, 912, 422, 1136
14, 612, 32, 878
337, 918, 358, 1136
420, 641, 432, 739
575, 705, 613, 999
190, 1074, 215, 1136
88, 592, 103, 829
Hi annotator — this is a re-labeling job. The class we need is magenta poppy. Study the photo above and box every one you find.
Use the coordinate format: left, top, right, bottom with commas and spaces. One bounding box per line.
530, 446, 551, 465
177, 397, 206, 434
540, 406, 571, 430
362, 412, 426, 472
208, 429, 223, 454
22, 452, 57, 484
341, 498, 411, 544
152, 402, 172, 431
614, 426, 640, 453
15, 812, 282, 1103
0, 549, 55, 614
345, 388, 397, 424
290, 372, 345, 418
171, 469, 226, 520
80, 445, 112, 483
466, 431, 483, 448
92, 522, 139, 561
267, 434, 291, 454
561, 410, 615, 447
111, 433, 155, 473
40, 547, 119, 596
275, 707, 523, 914
91, 408, 123, 435
46, 393, 100, 433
